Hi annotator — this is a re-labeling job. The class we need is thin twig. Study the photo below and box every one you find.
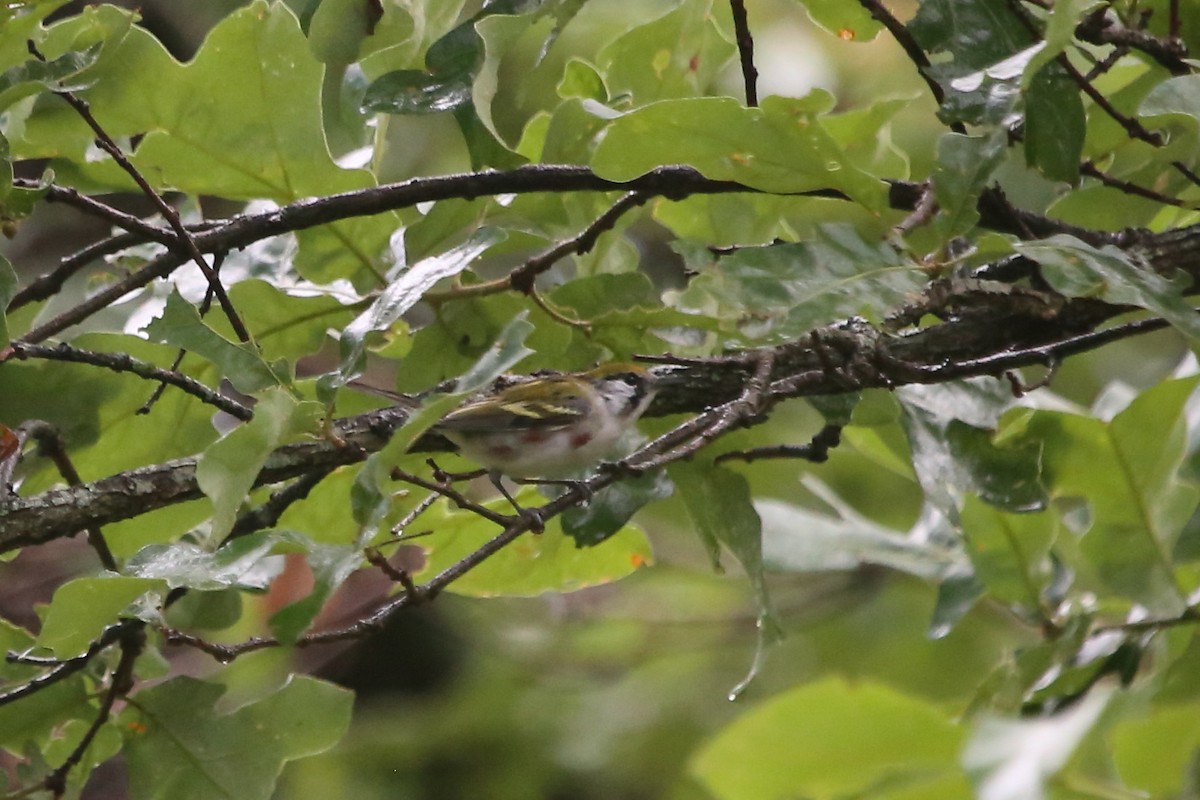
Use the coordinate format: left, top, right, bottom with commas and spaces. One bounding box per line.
1003, 2, 1165, 148
137, 252, 230, 417
4, 342, 253, 421
918, 315, 1173, 381
1081, 161, 1191, 208
27, 42, 250, 342
390, 467, 514, 527
42, 622, 143, 797
1004, 355, 1060, 396
892, 180, 938, 238
136, 348, 188, 416
1074, 9, 1189, 75
1096, 607, 1198, 634
1064, 56, 1163, 146
1171, 160, 1200, 189
728, 0, 758, 106
0, 623, 128, 707
30, 184, 176, 245
857, 0, 967, 134
427, 191, 651, 303
715, 424, 843, 464
633, 350, 777, 470
162, 517, 536, 661
392, 491, 439, 536
1081, 43, 1127, 82
10, 230, 160, 310
225, 466, 337, 542
12, 167, 1078, 344
364, 547, 421, 598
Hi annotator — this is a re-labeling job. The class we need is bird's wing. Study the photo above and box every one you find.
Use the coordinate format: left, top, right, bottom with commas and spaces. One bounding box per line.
436, 384, 591, 432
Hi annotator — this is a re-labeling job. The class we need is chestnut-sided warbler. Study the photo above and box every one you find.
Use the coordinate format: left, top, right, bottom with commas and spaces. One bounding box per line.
434, 363, 657, 481
351, 364, 659, 517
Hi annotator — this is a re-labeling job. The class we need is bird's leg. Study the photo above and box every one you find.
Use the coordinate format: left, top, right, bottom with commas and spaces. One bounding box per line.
488, 471, 546, 533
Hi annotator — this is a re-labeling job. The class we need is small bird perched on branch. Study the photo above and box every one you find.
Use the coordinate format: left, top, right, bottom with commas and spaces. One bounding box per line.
352, 364, 659, 520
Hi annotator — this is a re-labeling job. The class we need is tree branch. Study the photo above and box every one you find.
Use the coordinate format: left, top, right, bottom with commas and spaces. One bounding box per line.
6, 210, 1200, 550
3, 341, 253, 421
13, 164, 1093, 344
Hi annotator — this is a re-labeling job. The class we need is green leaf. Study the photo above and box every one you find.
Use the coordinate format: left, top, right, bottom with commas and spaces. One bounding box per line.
929, 571, 986, 640
595, 0, 736, 104
1141, 74, 1200, 135
361, 0, 536, 114
362, 67, 474, 113
1018, 235, 1200, 341
12, 5, 160, 164
1002, 376, 1200, 610
908, 0, 1034, 125
336, 226, 506, 382
557, 57, 606, 101
0, 2, 72, 73
806, 392, 860, 425
1024, 64, 1084, 183
794, 0, 884, 41
0, 43, 100, 113
539, 96, 617, 163
549, 272, 721, 359
129, 3, 369, 198
759, 495, 968, 581
42, 717, 123, 796
966, 617, 1091, 714
274, 465, 360, 544
674, 224, 925, 343
453, 102, 527, 170
122, 675, 352, 800
932, 132, 1006, 237
1112, 696, 1200, 796
196, 389, 322, 539
131, 528, 360, 642
561, 470, 673, 547
964, 687, 1112, 799
960, 496, 1057, 610
306, 0, 380, 64
143, 291, 291, 395
37, 576, 164, 657
691, 678, 966, 799
24, 3, 395, 285
413, 489, 654, 596
821, 97, 913, 176
898, 379, 1045, 517
391, 290, 577, 392
222, 279, 357, 364
592, 95, 888, 212
670, 461, 781, 697
125, 530, 293, 591
654, 193, 796, 244
1027, 0, 1099, 81
165, 589, 244, 632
